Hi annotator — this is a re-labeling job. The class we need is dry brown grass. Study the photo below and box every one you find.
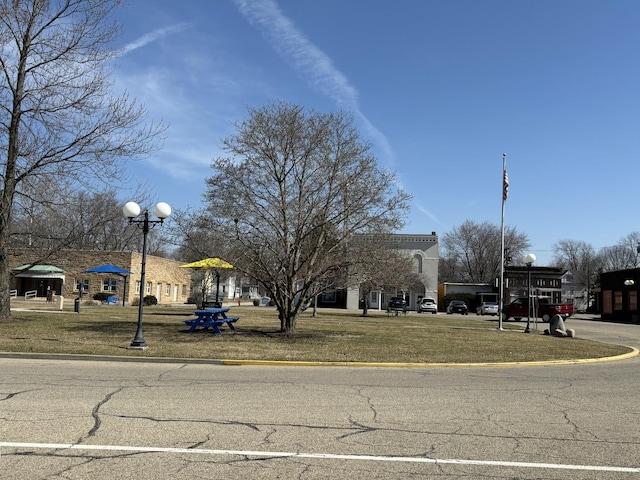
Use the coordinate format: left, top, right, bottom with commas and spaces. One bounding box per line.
1, 300, 630, 364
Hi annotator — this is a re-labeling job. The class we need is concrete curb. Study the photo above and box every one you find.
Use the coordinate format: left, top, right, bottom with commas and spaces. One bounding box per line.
1, 346, 638, 368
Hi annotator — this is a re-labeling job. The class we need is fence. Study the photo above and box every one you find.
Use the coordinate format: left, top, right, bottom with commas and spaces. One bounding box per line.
24, 290, 37, 300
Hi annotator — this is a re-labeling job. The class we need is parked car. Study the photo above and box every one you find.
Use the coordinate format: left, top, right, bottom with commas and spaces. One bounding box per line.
476, 301, 498, 316
387, 297, 407, 311
447, 300, 468, 315
418, 297, 438, 314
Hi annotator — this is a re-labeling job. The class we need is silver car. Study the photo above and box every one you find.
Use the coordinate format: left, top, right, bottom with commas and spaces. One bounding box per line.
477, 302, 499, 316
418, 298, 438, 314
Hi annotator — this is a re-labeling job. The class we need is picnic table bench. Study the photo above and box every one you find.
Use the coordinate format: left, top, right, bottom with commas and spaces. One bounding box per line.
183, 308, 239, 334
387, 306, 408, 316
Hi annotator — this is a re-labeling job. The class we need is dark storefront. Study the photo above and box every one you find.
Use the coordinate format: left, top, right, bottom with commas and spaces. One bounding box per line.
600, 268, 640, 324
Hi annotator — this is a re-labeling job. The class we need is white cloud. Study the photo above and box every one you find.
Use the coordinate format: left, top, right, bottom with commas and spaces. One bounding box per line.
234, 0, 395, 164
117, 23, 192, 57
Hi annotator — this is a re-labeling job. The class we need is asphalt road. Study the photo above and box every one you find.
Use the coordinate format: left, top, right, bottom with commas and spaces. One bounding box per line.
1, 315, 640, 479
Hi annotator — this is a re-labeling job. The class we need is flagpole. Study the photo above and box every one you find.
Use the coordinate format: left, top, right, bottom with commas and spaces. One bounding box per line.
498, 153, 508, 331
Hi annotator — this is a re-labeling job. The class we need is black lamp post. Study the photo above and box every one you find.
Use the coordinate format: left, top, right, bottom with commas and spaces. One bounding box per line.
122, 201, 171, 349
523, 253, 536, 333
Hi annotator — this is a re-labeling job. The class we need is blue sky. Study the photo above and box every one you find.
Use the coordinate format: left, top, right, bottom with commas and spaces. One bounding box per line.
112, 0, 640, 265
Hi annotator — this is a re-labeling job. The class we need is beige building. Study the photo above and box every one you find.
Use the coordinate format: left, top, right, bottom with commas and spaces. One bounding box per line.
9, 248, 191, 305
345, 232, 439, 310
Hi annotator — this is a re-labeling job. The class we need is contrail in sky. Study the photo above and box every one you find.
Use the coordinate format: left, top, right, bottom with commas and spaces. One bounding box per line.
234, 0, 395, 163
117, 23, 191, 57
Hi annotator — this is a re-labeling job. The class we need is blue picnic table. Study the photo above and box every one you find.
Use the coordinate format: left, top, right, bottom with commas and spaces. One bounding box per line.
183, 308, 239, 334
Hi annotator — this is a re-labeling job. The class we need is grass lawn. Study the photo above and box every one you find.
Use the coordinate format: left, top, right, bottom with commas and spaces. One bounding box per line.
1, 300, 631, 364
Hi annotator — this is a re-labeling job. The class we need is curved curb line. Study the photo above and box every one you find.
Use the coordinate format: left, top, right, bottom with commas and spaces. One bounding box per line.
221, 346, 640, 368
1, 347, 637, 368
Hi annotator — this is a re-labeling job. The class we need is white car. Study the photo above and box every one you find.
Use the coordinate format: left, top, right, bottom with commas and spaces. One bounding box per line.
418, 298, 438, 314
476, 302, 499, 316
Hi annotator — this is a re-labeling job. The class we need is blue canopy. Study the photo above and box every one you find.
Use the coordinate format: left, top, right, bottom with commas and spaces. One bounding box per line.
82, 264, 132, 275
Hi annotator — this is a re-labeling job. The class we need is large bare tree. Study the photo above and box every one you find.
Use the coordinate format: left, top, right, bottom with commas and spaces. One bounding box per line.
552, 239, 601, 309
441, 220, 530, 283
552, 239, 599, 279
204, 102, 411, 333
0, 0, 164, 318
598, 232, 640, 272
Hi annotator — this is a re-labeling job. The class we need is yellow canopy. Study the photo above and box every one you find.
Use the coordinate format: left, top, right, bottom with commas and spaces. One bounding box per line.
181, 257, 234, 270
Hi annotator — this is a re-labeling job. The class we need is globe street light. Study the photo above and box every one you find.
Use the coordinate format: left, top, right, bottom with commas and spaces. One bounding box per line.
122, 201, 171, 349
523, 253, 536, 333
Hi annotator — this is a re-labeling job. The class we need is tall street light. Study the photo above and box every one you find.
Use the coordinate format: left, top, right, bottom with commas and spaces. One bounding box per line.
122, 201, 171, 349
523, 253, 536, 333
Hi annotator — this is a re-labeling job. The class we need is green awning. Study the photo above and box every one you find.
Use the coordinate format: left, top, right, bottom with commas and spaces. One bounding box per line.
12, 264, 66, 278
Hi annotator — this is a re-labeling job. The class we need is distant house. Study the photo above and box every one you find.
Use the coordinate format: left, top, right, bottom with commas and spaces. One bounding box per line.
561, 270, 589, 313
9, 248, 191, 305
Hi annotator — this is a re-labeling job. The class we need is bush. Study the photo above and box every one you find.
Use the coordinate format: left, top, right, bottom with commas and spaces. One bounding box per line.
143, 295, 157, 306
186, 294, 202, 305
93, 292, 111, 302
253, 299, 260, 306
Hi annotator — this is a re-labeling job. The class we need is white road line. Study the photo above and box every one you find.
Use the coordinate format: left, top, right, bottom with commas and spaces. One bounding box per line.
1, 442, 639, 473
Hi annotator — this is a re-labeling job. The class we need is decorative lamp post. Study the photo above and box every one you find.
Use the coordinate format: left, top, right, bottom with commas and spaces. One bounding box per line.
122, 201, 171, 349
523, 253, 536, 333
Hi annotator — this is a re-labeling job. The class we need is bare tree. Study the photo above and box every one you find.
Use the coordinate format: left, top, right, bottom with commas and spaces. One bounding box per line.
598, 245, 635, 272
551, 239, 600, 287
204, 102, 411, 333
441, 220, 529, 283
0, 0, 164, 318
10, 187, 153, 252
598, 232, 640, 272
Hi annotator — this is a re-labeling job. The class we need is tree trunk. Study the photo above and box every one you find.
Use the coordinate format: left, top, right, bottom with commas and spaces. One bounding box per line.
0, 244, 10, 319
0, 177, 17, 319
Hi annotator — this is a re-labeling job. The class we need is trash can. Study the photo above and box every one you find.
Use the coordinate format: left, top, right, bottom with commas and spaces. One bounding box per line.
74, 297, 80, 313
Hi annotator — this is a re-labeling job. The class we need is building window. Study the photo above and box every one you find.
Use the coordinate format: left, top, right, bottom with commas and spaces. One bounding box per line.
182, 284, 187, 296
603, 290, 612, 314
165, 284, 171, 296
135, 281, 141, 294
614, 291, 623, 310
322, 291, 336, 303
75, 278, 89, 292
145, 282, 152, 294
102, 278, 117, 292
630, 291, 637, 311
414, 254, 423, 274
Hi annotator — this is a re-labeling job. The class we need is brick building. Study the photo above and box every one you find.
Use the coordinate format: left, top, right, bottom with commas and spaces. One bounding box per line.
9, 248, 191, 305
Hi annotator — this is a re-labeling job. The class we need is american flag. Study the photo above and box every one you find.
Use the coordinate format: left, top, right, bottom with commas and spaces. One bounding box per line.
503, 169, 509, 201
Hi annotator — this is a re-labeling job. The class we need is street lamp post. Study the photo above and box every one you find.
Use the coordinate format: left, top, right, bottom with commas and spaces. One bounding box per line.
122, 201, 171, 349
523, 253, 536, 333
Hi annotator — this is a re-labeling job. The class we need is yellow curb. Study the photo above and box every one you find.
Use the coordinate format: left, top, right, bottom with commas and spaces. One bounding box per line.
2, 347, 637, 368
221, 346, 639, 368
